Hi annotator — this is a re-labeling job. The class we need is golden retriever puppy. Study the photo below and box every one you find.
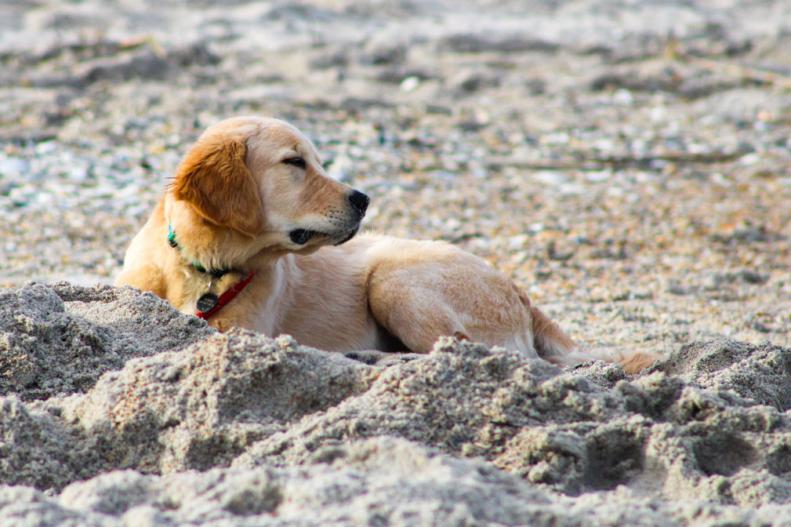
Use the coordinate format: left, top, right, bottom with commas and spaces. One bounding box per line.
116, 116, 657, 373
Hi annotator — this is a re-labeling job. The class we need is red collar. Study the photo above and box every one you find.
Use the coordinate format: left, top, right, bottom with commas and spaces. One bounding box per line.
196, 270, 257, 320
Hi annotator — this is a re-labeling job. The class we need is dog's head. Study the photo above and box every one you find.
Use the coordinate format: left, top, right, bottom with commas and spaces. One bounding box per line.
171, 116, 368, 252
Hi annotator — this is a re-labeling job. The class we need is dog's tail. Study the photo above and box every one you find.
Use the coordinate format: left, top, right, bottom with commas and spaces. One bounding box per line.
530, 306, 658, 374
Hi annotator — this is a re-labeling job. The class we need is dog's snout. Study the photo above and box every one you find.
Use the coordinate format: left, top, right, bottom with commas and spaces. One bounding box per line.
348, 190, 370, 216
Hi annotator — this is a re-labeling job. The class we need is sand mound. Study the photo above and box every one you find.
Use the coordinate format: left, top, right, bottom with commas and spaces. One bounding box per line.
659, 339, 791, 411
0, 283, 212, 400
0, 283, 789, 524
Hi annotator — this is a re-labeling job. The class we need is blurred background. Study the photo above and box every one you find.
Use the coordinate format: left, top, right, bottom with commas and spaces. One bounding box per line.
0, 0, 789, 354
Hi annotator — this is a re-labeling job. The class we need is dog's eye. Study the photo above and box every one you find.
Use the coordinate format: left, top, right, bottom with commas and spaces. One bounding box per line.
282, 157, 307, 169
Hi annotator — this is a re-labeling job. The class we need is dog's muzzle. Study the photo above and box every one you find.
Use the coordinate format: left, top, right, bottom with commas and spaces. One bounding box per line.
289, 190, 369, 246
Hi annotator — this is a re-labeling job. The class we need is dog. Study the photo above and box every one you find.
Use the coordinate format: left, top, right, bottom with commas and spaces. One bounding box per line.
116, 116, 657, 373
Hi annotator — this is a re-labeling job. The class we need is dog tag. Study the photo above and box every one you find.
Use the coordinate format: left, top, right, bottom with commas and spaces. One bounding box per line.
197, 293, 219, 313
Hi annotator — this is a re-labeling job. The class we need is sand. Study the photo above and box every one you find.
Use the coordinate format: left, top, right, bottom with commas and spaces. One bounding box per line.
0, 283, 789, 525
1, 0, 790, 524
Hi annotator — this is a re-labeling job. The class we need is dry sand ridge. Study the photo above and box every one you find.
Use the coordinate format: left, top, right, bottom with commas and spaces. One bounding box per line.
0, 284, 789, 525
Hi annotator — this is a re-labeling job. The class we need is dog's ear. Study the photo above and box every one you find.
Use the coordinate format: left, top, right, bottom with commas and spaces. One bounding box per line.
172, 136, 265, 237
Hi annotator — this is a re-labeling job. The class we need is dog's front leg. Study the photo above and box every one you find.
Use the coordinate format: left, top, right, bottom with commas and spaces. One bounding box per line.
115, 264, 167, 300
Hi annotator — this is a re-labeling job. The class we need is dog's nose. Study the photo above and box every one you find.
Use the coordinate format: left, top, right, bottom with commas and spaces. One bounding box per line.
348, 190, 369, 216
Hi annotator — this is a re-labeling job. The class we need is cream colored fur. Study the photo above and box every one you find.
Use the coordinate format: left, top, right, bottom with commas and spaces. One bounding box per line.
117, 116, 658, 374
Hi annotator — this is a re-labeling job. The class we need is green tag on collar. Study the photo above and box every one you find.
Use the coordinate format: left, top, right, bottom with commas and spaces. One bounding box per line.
167, 225, 178, 248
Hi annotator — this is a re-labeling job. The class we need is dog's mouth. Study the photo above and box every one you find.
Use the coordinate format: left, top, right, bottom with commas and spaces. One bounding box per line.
333, 227, 359, 246
288, 226, 359, 247
289, 229, 317, 245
